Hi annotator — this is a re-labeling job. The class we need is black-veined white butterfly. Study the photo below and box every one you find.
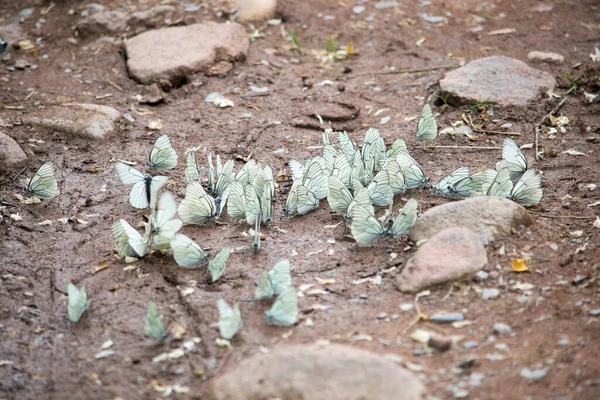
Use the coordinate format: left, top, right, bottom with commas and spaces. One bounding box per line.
327, 175, 355, 212
24, 161, 59, 200
351, 151, 367, 187
235, 159, 258, 186
433, 166, 480, 199
185, 151, 200, 183
149, 134, 178, 171
145, 300, 167, 340
350, 199, 418, 245
416, 104, 437, 141
470, 169, 498, 196
330, 149, 352, 189
114, 162, 168, 209
345, 186, 374, 221
368, 169, 394, 207
226, 181, 247, 220
284, 161, 328, 215
502, 138, 528, 180
209, 247, 232, 282
265, 286, 299, 327
170, 233, 208, 269
178, 182, 220, 225
361, 127, 386, 177
337, 131, 357, 164
486, 167, 513, 198
217, 299, 242, 339
380, 158, 407, 194
255, 260, 292, 300
112, 218, 149, 258
67, 283, 89, 323
208, 154, 234, 197
396, 152, 430, 189
510, 169, 543, 206
385, 138, 408, 160
151, 192, 183, 251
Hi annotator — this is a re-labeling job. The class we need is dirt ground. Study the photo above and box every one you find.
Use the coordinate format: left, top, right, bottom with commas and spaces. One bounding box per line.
1, 0, 600, 399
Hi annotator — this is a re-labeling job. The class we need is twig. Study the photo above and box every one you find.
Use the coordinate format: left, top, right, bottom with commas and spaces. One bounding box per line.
535, 98, 568, 160
415, 145, 502, 150
12, 166, 27, 182
356, 64, 461, 77
24, 90, 35, 100
106, 80, 124, 92
471, 128, 521, 136
296, 263, 343, 275
534, 214, 596, 220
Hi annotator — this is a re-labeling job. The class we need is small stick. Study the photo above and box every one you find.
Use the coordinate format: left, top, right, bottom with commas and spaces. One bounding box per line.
357, 64, 461, 77
106, 80, 123, 92
535, 98, 568, 160
24, 90, 35, 100
534, 214, 596, 220
415, 145, 502, 150
471, 129, 521, 136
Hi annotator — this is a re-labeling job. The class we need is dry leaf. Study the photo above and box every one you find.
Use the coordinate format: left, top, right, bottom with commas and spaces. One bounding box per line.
511, 258, 529, 272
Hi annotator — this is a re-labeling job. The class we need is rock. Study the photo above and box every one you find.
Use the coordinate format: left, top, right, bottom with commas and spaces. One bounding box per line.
463, 341, 479, 350
428, 332, 452, 352
492, 323, 512, 334
376, 312, 388, 319
439, 56, 556, 107
0, 23, 25, 44
528, 51, 564, 64
481, 288, 500, 299
76, 10, 128, 38
409, 197, 534, 245
129, 6, 179, 30
588, 309, 600, 317
209, 344, 425, 400
474, 271, 489, 281
520, 366, 550, 381
429, 312, 464, 323
396, 228, 488, 293
233, 0, 277, 21
20, 103, 120, 140
0, 131, 27, 167
125, 22, 248, 86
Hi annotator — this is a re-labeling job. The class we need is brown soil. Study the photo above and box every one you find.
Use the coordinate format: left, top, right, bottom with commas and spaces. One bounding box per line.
1, 0, 600, 399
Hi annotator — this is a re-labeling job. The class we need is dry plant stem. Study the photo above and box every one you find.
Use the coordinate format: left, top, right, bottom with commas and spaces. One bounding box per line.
535, 97, 568, 160
471, 129, 521, 136
534, 214, 596, 220
415, 146, 502, 150
368, 64, 461, 76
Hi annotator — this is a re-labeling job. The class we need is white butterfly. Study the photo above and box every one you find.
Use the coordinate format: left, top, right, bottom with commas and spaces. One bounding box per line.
208, 154, 234, 198
510, 169, 543, 206
351, 151, 367, 187
288, 159, 305, 181
67, 283, 89, 323
265, 286, 299, 327
368, 169, 394, 207
502, 138, 528, 179
255, 260, 292, 300
245, 184, 262, 226
486, 167, 513, 198
149, 134, 178, 171
145, 300, 167, 340
380, 159, 407, 194
361, 127, 386, 176
330, 149, 352, 189
350, 199, 419, 245
185, 152, 200, 183
178, 182, 220, 225
395, 152, 430, 189
470, 169, 498, 195
253, 164, 275, 223
235, 159, 259, 186
114, 162, 168, 209
25, 161, 59, 200
345, 186, 374, 221
284, 161, 328, 215
327, 175, 355, 212
337, 131, 357, 164
151, 192, 183, 251
170, 234, 208, 269
112, 218, 149, 258
217, 299, 243, 339
226, 181, 247, 220
385, 138, 408, 160
416, 103, 437, 141
432, 167, 474, 199
209, 247, 232, 282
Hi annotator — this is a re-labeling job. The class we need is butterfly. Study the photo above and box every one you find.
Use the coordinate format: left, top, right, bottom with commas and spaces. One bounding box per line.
337, 131, 357, 164
67, 283, 89, 323
170, 234, 208, 269
368, 169, 394, 207
178, 181, 220, 225
217, 299, 243, 339
432, 166, 480, 199
502, 138, 528, 179
486, 167, 513, 198
327, 175, 355, 212
416, 103, 438, 141
330, 149, 352, 189
265, 286, 299, 327
469, 169, 499, 196
395, 152, 430, 189
25, 161, 59, 200
360, 127, 386, 177
151, 192, 183, 251
385, 138, 408, 160
208, 154, 234, 197
226, 181, 248, 220
185, 151, 200, 183
350, 199, 419, 245
380, 158, 407, 194
114, 162, 168, 209
145, 300, 167, 340
235, 159, 259, 186
510, 169, 543, 206
209, 247, 232, 282
284, 161, 328, 215
148, 134, 178, 171
112, 218, 149, 258
255, 260, 292, 300
345, 186, 374, 221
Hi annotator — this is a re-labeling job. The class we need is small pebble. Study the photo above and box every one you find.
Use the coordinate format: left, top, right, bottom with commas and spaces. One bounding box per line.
474, 271, 489, 281
463, 341, 479, 350
400, 303, 413, 311
430, 312, 464, 323
482, 288, 500, 299
469, 372, 485, 386
453, 389, 470, 399
428, 332, 452, 352
359, 293, 368, 299
575, 301, 583, 307
413, 348, 427, 356
391, 314, 400, 320
377, 312, 388, 319
352, 5, 365, 14
589, 309, 600, 316
520, 366, 550, 381
489, 271, 500, 279
557, 338, 570, 346
493, 323, 512, 334
572, 275, 587, 285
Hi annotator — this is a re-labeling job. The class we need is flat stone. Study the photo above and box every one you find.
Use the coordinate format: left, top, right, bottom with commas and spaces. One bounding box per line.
76, 6, 179, 38
233, 0, 277, 21
209, 344, 425, 400
20, 103, 120, 140
396, 228, 488, 293
429, 312, 464, 323
125, 22, 248, 86
492, 323, 512, 334
528, 51, 565, 64
409, 196, 534, 245
0, 131, 27, 167
482, 288, 500, 300
428, 332, 452, 352
440, 56, 556, 107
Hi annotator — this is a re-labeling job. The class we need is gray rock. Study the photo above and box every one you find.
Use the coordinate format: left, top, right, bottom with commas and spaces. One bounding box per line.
428, 332, 452, 352
377, 312, 388, 319
20, 103, 120, 140
439, 56, 556, 107
0, 131, 27, 167
527, 51, 564, 64
481, 288, 500, 300
125, 22, 248, 85
463, 341, 479, 350
520, 366, 549, 381
76, 6, 179, 38
128, 6, 179, 30
474, 271, 489, 281
492, 323, 512, 334
209, 344, 425, 400
397, 228, 488, 293
589, 309, 600, 316
409, 197, 534, 245
429, 312, 464, 323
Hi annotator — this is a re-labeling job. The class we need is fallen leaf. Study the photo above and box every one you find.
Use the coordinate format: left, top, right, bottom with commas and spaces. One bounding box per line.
511, 258, 529, 272
316, 277, 336, 285
590, 46, 600, 63
487, 28, 516, 36
215, 338, 232, 348
562, 149, 588, 156
584, 92, 598, 103
91, 265, 109, 275
147, 120, 162, 130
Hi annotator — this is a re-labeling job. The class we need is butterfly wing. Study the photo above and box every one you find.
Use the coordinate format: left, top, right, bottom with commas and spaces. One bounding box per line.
368, 169, 394, 207
284, 181, 299, 215
217, 299, 242, 339
303, 160, 328, 200
245, 184, 261, 226
170, 234, 208, 269
185, 152, 199, 183
214, 159, 234, 197
296, 184, 319, 215
265, 286, 298, 327
268, 260, 292, 295
385, 138, 408, 159
209, 247, 232, 282
346, 187, 374, 220
382, 159, 407, 194
288, 159, 305, 181
502, 139, 528, 179
67, 283, 89, 322
26, 162, 59, 199
327, 175, 354, 212
112, 219, 147, 257
337, 131, 356, 163
487, 168, 513, 198
226, 181, 247, 220
510, 169, 542, 206
235, 159, 258, 186
396, 152, 429, 189
389, 199, 419, 238
416, 103, 438, 141
255, 270, 275, 300
433, 166, 470, 198
350, 205, 385, 245
149, 134, 178, 170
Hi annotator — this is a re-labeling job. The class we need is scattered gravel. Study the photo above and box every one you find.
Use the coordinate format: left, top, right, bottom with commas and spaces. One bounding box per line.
482, 288, 500, 299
